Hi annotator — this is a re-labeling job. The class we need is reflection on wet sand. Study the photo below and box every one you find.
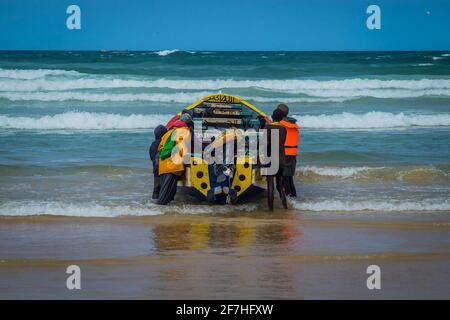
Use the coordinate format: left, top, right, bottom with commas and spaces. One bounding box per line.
1, 215, 449, 299
152, 220, 302, 253
151, 220, 302, 299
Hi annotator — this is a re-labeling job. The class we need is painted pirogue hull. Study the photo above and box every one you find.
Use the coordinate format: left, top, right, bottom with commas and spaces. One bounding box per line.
169, 93, 270, 204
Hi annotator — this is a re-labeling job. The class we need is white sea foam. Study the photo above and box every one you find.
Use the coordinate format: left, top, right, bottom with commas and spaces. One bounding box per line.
0, 91, 214, 103
0, 112, 172, 130
1, 77, 450, 99
0, 201, 258, 217
154, 49, 179, 56
1, 111, 449, 130
0, 198, 447, 217
0, 91, 353, 103
296, 112, 450, 129
291, 199, 450, 212
300, 166, 375, 178
298, 165, 449, 182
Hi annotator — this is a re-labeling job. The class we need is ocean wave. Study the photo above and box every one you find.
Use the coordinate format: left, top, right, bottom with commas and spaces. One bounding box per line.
0, 68, 81, 80
0, 164, 148, 177
154, 49, 179, 56
291, 199, 450, 212
0, 198, 448, 217
297, 88, 450, 99
0, 112, 171, 130
0, 200, 258, 217
297, 165, 450, 183
0, 91, 214, 103
0, 91, 353, 103
296, 112, 450, 129
1, 111, 449, 130
1, 77, 450, 98
299, 166, 375, 178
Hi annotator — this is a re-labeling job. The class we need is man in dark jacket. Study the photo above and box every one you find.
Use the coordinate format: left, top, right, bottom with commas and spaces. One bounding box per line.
264, 109, 288, 210
277, 103, 299, 198
149, 125, 168, 199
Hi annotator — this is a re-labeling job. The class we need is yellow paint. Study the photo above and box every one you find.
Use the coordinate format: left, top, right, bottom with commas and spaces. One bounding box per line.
190, 223, 210, 250
179, 93, 267, 118
232, 156, 253, 196
190, 156, 210, 196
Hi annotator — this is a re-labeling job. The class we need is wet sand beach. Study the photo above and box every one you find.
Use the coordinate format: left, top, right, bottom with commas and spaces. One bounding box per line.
1, 211, 449, 299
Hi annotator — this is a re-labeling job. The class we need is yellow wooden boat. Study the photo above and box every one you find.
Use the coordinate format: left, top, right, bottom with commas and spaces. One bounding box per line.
166, 93, 270, 204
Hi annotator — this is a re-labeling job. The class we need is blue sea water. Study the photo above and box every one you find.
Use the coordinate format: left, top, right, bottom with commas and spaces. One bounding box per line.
0, 50, 449, 216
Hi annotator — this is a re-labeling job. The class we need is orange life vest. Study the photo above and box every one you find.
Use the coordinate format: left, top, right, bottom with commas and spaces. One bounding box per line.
279, 120, 300, 156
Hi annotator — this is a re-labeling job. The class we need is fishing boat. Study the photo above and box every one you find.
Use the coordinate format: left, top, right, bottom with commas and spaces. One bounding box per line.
164, 93, 271, 204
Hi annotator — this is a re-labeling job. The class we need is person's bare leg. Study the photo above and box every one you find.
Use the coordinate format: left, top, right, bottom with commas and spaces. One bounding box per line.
267, 176, 274, 211
276, 174, 288, 209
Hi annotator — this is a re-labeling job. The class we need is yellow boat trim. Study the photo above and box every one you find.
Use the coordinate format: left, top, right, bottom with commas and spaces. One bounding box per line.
178, 93, 267, 118
232, 156, 253, 196
190, 156, 210, 196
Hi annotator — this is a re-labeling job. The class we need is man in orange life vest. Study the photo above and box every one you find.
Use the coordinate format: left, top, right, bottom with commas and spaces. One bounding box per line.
276, 104, 300, 198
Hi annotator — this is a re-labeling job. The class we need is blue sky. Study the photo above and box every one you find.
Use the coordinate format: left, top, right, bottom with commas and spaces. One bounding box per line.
0, 0, 449, 51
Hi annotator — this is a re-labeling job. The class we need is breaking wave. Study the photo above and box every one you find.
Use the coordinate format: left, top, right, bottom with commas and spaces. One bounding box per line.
0, 91, 214, 103
0, 91, 354, 103
0, 68, 82, 80
0, 198, 448, 217
291, 199, 450, 212
296, 112, 450, 129
1, 111, 449, 130
1, 74, 450, 100
297, 165, 450, 183
154, 49, 179, 56
0, 112, 171, 130
0, 201, 259, 217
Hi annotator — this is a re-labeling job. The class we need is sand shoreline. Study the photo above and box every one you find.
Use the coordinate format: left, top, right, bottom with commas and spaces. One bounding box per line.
1, 211, 449, 299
